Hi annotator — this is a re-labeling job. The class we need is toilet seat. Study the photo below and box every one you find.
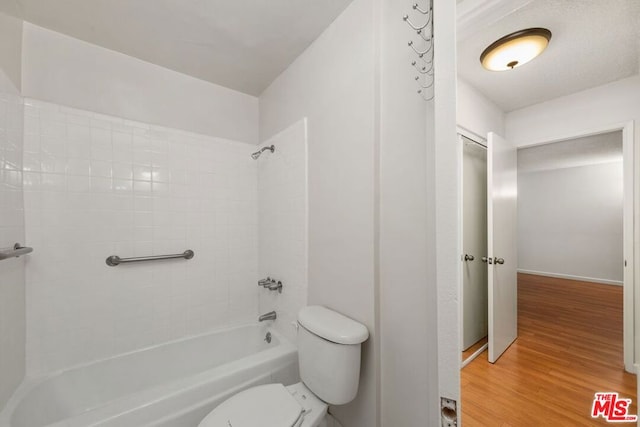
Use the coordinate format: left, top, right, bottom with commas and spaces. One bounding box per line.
199, 382, 328, 427
198, 384, 303, 427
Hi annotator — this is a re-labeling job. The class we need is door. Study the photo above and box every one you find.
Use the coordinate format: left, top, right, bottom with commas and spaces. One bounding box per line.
487, 132, 518, 363
461, 136, 488, 350
622, 123, 634, 373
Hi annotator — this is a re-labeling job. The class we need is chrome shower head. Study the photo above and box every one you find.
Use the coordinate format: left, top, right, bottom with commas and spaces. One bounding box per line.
251, 145, 275, 160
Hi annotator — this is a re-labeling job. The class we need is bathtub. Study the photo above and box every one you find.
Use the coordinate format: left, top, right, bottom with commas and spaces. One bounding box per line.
0, 324, 298, 427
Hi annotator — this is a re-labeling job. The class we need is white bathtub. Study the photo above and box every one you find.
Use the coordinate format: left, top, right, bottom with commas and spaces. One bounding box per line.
0, 324, 298, 427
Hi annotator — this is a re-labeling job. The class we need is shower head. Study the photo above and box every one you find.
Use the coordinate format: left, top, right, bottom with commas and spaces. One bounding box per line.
251, 145, 275, 160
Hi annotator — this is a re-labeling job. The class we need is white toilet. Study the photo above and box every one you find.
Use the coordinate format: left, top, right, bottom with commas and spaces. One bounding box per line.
198, 305, 369, 427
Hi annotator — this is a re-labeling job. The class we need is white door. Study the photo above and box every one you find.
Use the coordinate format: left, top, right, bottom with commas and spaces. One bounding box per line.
487, 132, 518, 363
461, 136, 488, 350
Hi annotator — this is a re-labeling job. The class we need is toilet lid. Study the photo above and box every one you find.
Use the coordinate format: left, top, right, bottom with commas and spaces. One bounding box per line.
198, 384, 304, 427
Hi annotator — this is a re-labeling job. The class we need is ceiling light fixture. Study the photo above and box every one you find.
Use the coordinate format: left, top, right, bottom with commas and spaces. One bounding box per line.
480, 28, 552, 71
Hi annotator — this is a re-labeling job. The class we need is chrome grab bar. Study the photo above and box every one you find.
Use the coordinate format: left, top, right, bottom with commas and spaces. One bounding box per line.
0, 243, 33, 261
106, 250, 194, 267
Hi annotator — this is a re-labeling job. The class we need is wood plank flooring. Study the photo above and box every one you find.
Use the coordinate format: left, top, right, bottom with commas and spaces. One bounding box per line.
463, 336, 488, 361
461, 273, 636, 426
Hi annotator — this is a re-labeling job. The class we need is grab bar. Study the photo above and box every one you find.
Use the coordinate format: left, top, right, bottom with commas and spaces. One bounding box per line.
106, 250, 194, 267
0, 243, 33, 261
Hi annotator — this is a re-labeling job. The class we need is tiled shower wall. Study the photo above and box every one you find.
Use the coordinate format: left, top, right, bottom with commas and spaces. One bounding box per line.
0, 70, 25, 408
258, 119, 308, 343
23, 99, 258, 375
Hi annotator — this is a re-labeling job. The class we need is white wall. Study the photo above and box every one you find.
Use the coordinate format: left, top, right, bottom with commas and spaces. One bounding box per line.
9, 2, 459, 421
23, 99, 259, 375
517, 133, 624, 284
0, 10, 25, 410
506, 75, 640, 148
457, 77, 505, 138
434, 0, 461, 415
258, 119, 308, 344
259, 0, 378, 425
505, 75, 640, 367
21, 24, 259, 144
0, 11, 22, 91
378, 0, 439, 425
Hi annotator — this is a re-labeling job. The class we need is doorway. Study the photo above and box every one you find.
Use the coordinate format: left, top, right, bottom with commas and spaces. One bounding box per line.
518, 123, 635, 374
459, 123, 634, 366
460, 134, 488, 366
459, 124, 636, 424
459, 129, 519, 366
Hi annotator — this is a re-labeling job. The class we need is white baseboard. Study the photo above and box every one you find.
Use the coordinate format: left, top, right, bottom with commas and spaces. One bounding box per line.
517, 269, 623, 286
461, 343, 488, 369
323, 413, 344, 427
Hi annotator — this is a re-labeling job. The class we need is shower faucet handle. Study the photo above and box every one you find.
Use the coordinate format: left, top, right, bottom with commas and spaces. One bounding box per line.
258, 277, 272, 287
267, 281, 283, 293
258, 277, 283, 293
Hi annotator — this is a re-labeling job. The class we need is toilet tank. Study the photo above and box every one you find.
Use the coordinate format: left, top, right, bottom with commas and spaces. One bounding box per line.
297, 306, 369, 405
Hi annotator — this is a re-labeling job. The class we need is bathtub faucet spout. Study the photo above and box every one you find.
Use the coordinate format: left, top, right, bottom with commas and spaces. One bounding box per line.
259, 311, 277, 322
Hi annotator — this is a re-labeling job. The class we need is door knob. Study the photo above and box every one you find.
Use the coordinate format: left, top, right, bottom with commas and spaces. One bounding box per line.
495, 258, 505, 265
481, 257, 490, 263
464, 254, 475, 261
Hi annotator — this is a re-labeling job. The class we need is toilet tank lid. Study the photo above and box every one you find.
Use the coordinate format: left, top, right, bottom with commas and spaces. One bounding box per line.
298, 306, 369, 345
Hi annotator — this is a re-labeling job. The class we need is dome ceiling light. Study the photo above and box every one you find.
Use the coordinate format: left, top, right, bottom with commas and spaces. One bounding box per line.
480, 28, 552, 71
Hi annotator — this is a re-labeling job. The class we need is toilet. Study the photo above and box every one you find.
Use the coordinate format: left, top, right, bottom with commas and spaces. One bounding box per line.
198, 305, 369, 427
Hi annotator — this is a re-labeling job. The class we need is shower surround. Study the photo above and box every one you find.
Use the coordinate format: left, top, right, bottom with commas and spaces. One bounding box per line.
0, 68, 25, 409
257, 120, 308, 343
18, 98, 308, 377
22, 98, 308, 377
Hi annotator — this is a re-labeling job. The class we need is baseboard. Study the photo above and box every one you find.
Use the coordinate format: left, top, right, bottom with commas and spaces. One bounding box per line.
324, 413, 344, 427
517, 269, 623, 286
461, 343, 488, 369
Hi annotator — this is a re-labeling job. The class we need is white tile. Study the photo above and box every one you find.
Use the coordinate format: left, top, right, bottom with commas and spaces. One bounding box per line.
40, 154, 66, 174
67, 158, 91, 176
66, 139, 91, 159
67, 124, 92, 141
91, 176, 112, 193
258, 120, 308, 344
0, 78, 25, 405
112, 179, 133, 194
133, 180, 152, 195
40, 173, 66, 191
133, 165, 152, 182
90, 160, 112, 178
112, 162, 133, 180
23, 99, 262, 376
67, 175, 91, 193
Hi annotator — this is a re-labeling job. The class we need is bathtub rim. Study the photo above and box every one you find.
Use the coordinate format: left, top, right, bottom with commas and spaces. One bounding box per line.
0, 322, 294, 427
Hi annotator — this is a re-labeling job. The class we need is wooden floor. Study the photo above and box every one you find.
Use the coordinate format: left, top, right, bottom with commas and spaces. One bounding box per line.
461, 273, 636, 426
463, 336, 488, 361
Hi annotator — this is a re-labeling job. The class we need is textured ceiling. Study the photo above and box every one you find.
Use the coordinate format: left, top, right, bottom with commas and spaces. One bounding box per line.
458, 0, 640, 112
8, 0, 354, 96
